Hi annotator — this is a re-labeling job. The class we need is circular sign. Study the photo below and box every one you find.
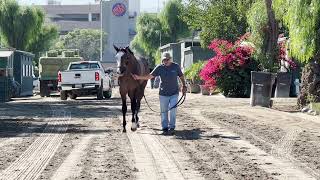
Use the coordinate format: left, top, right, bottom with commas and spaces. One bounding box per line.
112, 3, 126, 17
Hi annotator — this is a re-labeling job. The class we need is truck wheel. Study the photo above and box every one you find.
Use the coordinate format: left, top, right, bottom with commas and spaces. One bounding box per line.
40, 81, 47, 97
70, 93, 77, 100
97, 85, 103, 100
103, 89, 112, 99
60, 90, 67, 100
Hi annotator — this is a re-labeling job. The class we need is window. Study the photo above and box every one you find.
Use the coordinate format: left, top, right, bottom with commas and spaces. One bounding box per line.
26, 65, 29, 77
69, 63, 100, 70
23, 65, 25, 77
92, 13, 100, 21
54, 14, 89, 22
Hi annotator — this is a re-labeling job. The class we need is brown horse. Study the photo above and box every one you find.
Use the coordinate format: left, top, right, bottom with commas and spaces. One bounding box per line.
114, 45, 149, 132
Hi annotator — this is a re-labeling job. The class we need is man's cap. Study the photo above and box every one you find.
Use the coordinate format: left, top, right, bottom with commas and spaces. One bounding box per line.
161, 52, 172, 60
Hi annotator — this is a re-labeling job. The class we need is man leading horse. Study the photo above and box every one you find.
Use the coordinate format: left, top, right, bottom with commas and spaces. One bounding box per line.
132, 52, 187, 134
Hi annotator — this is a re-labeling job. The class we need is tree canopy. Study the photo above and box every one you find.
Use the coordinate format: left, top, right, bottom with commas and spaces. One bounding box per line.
131, 0, 190, 66
57, 29, 106, 61
182, 0, 254, 47
0, 0, 58, 63
274, 0, 320, 63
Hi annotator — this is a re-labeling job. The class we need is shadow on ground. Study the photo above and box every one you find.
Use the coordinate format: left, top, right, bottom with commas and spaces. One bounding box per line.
150, 128, 241, 140
0, 96, 123, 138
0, 118, 116, 138
0, 97, 122, 119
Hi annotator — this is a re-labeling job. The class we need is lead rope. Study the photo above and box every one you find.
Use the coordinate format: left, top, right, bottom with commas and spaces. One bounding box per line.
143, 94, 186, 113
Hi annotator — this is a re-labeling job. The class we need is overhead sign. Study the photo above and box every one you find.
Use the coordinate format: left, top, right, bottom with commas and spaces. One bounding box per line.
112, 3, 126, 17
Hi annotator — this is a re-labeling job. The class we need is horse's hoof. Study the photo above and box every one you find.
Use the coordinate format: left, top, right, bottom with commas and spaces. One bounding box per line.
131, 123, 137, 131
123, 129, 127, 133
137, 123, 140, 128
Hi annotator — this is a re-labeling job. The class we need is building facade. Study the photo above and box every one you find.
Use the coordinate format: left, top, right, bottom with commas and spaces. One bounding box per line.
41, 0, 140, 67
40, 4, 101, 35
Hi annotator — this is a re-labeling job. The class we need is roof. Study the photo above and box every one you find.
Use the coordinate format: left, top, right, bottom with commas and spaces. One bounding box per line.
159, 43, 180, 50
15, 50, 35, 58
0, 51, 14, 58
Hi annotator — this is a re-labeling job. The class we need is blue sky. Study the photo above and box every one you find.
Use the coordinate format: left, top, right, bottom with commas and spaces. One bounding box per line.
17, 0, 168, 12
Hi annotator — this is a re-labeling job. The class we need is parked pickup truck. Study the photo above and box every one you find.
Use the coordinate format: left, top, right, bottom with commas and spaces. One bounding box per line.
58, 61, 112, 100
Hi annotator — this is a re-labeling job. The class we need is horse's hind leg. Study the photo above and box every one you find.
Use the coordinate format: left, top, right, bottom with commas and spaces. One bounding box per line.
130, 97, 138, 131
135, 99, 141, 128
121, 96, 127, 133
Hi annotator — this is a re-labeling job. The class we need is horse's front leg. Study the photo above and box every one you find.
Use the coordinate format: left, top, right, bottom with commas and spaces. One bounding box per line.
130, 97, 138, 131
121, 95, 127, 133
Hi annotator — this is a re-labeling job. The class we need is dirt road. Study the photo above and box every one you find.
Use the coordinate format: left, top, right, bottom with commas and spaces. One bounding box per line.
0, 88, 319, 180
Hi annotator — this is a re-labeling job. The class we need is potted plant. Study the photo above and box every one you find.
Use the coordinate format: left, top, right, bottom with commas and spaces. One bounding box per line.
184, 61, 204, 93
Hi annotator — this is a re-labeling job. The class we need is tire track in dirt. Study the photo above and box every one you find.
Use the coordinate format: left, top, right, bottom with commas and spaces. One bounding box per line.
127, 121, 203, 180
270, 127, 303, 158
74, 116, 135, 180
50, 134, 94, 180
203, 110, 320, 179
127, 129, 165, 180
0, 111, 70, 180
140, 114, 208, 180
185, 109, 315, 180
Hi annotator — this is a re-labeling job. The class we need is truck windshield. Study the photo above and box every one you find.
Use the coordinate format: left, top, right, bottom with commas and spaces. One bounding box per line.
69, 63, 100, 70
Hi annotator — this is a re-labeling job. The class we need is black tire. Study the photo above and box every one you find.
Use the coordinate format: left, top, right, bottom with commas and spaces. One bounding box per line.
60, 90, 67, 100
40, 81, 47, 97
70, 93, 77, 100
103, 89, 112, 99
97, 80, 104, 100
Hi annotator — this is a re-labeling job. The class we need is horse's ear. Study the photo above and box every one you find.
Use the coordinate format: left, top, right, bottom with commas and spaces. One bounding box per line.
113, 44, 120, 52
125, 46, 134, 55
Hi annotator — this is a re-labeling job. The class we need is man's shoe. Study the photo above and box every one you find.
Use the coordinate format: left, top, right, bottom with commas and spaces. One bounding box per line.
168, 128, 175, 135
162, 128, 169, 132
161, 128, 169, 135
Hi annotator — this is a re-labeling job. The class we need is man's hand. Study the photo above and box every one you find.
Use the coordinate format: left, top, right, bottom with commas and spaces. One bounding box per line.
131, 74, 139, 80
182, 85, 187, 95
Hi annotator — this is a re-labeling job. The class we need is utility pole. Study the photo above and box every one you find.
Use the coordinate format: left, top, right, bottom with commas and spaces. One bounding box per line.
100, 0, 103, 62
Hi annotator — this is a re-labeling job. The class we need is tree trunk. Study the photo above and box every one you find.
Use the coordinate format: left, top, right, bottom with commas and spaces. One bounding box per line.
264, 0, 279, 63
298, 61, 320, 107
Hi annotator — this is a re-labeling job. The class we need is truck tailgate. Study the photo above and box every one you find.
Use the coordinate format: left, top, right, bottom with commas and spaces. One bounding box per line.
60, 70, 99, 84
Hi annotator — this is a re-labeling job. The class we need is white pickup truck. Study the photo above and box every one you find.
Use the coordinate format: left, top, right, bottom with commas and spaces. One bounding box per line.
58, 61, 112, 100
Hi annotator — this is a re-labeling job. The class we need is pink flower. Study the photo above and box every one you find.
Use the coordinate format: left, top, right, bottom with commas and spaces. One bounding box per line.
200, 33, 256, 89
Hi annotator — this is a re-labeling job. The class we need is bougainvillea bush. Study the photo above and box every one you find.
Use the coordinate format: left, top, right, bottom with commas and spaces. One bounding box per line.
278, 35, 297, 71
200, 34, 259, 97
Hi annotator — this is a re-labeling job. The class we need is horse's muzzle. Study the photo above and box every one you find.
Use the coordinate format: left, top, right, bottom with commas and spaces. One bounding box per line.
117, 66, 126, 74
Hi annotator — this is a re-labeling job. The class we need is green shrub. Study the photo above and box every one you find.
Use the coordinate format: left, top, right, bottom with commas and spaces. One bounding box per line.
184, 61, 205, 84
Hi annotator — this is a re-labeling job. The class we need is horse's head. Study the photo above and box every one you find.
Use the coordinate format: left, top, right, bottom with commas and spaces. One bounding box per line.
114, 45, 136, 76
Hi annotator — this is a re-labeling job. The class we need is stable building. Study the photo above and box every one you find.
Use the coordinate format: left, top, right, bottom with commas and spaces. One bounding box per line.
160, 38, 214, 72
13, 51, 35, 96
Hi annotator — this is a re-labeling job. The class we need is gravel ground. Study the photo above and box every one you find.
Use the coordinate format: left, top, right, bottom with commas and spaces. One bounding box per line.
0, 89, 319, 179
